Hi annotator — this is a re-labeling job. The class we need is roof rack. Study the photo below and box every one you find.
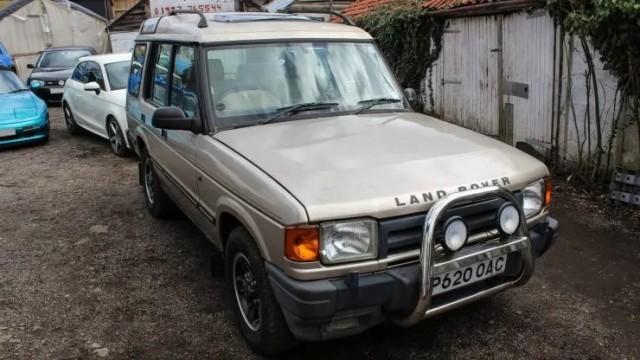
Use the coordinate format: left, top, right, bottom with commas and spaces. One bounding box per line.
169, 9, 208, 28
278, 8, 355, 26
211, 12, 311, 23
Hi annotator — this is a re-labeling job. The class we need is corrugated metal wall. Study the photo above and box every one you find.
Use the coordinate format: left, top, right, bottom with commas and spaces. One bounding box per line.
426, 16, 499, 136
0, 0, 110, 80
502, 10, 555, 147
424, 8, 623, 166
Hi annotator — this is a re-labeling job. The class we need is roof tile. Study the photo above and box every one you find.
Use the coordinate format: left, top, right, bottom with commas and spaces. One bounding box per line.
343, 0, 509, 18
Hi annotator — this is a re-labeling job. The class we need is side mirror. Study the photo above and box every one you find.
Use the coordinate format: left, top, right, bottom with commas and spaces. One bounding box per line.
27, 64, 35, 69
84, 82, 101, 94
151, 107, 195, 131
404, 88, 418, 108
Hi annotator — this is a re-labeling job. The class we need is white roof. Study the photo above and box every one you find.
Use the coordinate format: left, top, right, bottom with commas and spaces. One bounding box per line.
79, 53, 131, 65
137, 12, 372, 44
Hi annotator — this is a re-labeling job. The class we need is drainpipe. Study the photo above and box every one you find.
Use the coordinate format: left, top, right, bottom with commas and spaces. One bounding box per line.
554, 23, 566, 166
497, 15, 505, 143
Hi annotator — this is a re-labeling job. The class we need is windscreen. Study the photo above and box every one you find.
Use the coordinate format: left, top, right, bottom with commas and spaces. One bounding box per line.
37, 50, 91, 68
206, 42, 406, 129
0, 71, 27, 94
105, 61, 131, 91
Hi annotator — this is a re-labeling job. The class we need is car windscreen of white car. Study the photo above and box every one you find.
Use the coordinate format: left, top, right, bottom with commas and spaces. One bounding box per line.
37, 50, 91, 68
206, 42, 407, 129
105, 61, 131, 91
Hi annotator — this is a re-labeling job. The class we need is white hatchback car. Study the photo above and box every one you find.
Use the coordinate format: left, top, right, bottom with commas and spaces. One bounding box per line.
62, 53, 131, 156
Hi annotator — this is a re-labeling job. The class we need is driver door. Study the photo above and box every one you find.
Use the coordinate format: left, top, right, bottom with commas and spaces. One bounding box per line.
81, 61, 107, 136
141, 43, 200, 207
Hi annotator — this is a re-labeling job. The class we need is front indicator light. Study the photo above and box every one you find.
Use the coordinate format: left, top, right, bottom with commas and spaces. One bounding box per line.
442, 217, 468, 252
545, 178, 552, 207
498, 204, 520, 235
285, 227, 319, 262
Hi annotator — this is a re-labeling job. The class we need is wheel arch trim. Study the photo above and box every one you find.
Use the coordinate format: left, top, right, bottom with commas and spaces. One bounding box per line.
216, 196, 273, 262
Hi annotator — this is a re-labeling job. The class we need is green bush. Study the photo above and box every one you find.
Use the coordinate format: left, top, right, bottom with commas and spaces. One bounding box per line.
356, 0, 445, 112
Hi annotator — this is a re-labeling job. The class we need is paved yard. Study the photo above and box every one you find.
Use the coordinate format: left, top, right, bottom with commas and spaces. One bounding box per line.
1, 107, 639, 359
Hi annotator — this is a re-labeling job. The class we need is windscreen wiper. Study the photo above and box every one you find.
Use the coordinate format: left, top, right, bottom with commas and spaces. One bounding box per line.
353, 98, 402, 114
261, 102, 339, 125
9, 88, 30, 94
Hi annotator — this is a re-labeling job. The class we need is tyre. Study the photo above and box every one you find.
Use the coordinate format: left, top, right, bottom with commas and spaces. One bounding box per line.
63, 103, 81, 135
106, 117, 128, 157
140, 147, 176, 218
225, 227, 295, 355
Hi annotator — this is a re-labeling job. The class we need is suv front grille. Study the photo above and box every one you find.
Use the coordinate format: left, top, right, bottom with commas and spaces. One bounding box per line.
378, 192, 523, 258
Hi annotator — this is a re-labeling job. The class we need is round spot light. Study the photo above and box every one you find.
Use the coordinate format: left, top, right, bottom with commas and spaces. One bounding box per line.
498, 204, 520, 235
443, 216, 468, 252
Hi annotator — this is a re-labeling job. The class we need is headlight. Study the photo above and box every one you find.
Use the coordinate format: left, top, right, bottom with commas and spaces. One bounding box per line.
498, 204, 520, 235
320, 219, 378, 264
522, 179, 545, 217
442, 216, 468, 252
58, 80, 65, 86
30, 79, 45, 89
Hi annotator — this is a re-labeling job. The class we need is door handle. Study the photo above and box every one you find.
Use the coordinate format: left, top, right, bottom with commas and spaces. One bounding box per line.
161, 129, 167, 139
141, 114, 146, 123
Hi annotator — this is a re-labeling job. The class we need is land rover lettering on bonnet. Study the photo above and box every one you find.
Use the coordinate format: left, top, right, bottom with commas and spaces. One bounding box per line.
126, 11, 559, 355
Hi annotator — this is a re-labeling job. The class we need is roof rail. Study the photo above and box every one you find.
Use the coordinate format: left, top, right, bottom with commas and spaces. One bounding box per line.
169, 9, 208, 28
278, 7, 356, 26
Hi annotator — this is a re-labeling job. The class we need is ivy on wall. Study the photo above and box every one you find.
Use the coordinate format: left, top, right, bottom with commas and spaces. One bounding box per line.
548, 0, 640, 180
355, 0, 445, 112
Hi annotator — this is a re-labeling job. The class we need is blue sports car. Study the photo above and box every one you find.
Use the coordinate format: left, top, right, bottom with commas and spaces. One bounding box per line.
0, 70, 49, 148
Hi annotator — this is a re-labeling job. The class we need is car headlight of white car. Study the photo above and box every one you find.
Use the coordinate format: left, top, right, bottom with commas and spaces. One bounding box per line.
30, 79, 45, 89
320, 219, 378, 264
522, 179, 547, 218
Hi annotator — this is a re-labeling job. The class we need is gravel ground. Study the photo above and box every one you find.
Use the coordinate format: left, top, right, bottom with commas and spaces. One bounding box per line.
1, 107, 639, 359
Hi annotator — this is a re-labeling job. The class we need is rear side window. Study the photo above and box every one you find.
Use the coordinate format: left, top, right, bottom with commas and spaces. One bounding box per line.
149, 44, 172, 106
170, 46, 199, 117
128, 44, 146, 97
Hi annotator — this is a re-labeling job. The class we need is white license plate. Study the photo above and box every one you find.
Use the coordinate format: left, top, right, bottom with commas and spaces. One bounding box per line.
50, 88, 64, 94
0, 129, 16, 138
432, 255, 507, 296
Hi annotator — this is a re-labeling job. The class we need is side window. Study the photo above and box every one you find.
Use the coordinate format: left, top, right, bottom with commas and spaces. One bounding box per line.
170, 46, 199, 118
71, 62, 87, 83
85, 62, 105, 90
128, 43, 147, 97
149, 44, 172, 106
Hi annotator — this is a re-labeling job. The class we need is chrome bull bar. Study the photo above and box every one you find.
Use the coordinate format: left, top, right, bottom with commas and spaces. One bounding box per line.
393, 186, 535, 327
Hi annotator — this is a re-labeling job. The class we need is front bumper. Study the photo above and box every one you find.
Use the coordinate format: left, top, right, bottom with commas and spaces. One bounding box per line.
267, 197, 558, 341
0, 118, 49, 149
31, 87, 64, 102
